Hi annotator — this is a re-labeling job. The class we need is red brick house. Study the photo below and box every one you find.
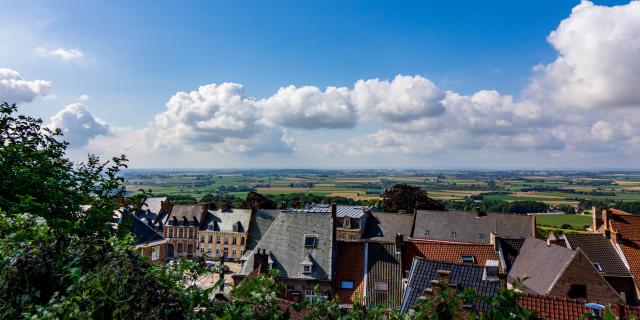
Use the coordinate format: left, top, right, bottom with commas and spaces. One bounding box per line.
163, 204, 209, 258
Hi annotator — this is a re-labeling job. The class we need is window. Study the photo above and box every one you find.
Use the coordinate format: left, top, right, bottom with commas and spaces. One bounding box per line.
188, 229, 194, 239
350, 235, 356, 241
168, 228, 174, 238
304, 234, 318, 248
216, 235, 221, 244
374, 281, 389, 291
200, 247, 204, 254
232, 249, 236, 258
223, 247, 229, 258
208, 235, 213, 243
340, 280, 354, 290
303, 265, 312, 273
568, 284, 587, 299
593, 263, 603, 272
240, 237, 245, 245
187, 244, 193, 254
478, 233, 485, 240
451, 232, 457, 238
461, 255, 475, 264
344, 218, 350, 228
178, 228, 184, 238
151, 246, 160, 261
233, 223, 239, 232
177, 243, 184, 254
224, 235, 228, 244
424, 229, 430, 235
216, 249, 220, 256
207, 248, 212, 254
200, 234, 205, 243
304, 289, 315, 303
232, 237, 237, 245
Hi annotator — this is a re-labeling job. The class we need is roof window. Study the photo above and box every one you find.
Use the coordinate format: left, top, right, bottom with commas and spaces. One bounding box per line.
461, 255, 475, 264
304, 234, 318, 248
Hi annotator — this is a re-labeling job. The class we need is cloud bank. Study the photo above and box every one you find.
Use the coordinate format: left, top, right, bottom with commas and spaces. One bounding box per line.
0, 68, 52, 104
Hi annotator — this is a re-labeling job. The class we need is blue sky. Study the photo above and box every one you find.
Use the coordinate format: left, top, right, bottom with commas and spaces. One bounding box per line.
2, 0, 640, 168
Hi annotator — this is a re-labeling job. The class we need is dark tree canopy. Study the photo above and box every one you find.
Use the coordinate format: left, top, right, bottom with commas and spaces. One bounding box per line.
242, 191, 277, 209
381, 184, 444, 213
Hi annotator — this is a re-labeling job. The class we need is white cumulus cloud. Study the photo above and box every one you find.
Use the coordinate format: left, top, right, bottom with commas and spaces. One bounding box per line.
0, 68, 52, 104
37, 47, 85, 61
49, 103, 110, 147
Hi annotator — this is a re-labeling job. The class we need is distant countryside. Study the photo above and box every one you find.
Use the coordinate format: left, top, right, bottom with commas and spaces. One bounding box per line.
124, 169, 640, 233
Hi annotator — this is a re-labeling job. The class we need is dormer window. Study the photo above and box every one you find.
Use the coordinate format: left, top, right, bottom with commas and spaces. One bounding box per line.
344, 218, 350, 228
461, 255, 475, 264
451, 232, 457, 238
424, 229, 430, 235
593, 263, 603, 272
233, 222, 239, 232
304, 234, 318, 248
303, 265, 312, 273
301, 254, 314, 274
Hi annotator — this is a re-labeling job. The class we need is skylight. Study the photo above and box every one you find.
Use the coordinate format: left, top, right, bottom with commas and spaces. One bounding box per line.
304, 234, 318, 248
461, 255, 475, 264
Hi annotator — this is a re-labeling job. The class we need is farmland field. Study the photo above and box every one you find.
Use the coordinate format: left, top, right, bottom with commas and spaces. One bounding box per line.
536, 214, 593, 231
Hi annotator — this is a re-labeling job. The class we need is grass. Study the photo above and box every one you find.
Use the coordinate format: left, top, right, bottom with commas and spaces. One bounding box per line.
536, 214, 593, 231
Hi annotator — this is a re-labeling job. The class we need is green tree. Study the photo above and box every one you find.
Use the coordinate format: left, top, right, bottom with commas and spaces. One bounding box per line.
242, 191, 277, 209
381, 184, 444, 213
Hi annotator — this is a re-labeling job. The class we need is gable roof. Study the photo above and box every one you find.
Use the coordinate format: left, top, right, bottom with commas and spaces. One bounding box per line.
238, 210, 333, 281
498, 238, 525, 272
413, 210, 534, 244
563, 233, 631, 277
403, 239, 502, 273
167, 204, 206, 227
247, 209, 280, 251
508, 237, 578, 295
400, 258, 502, 314
284, 204, 370, 218
201, 208, 252, 233
363, 211, 414, 242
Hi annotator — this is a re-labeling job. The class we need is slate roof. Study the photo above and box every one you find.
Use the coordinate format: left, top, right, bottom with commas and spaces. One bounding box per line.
400, 258, 502, 314
135, 197, 169, 227
238, 210, 333, 281
403, 239, 503, 273
413, 210, 534, 244
366, 242, 404, 309
507, 237, 578, 295
362, 212, 414, 242
167, 204, 206, 227
122, 212, 166, 246
498, 238, 525, 272
563, 233, 631, 277
247, 209, 280, 251
284, 203, 370, 218
201, 208, 252, 233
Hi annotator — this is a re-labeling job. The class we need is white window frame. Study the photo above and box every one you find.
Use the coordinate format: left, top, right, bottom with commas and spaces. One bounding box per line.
303, 265, 312, 273
151, 246, 160, 261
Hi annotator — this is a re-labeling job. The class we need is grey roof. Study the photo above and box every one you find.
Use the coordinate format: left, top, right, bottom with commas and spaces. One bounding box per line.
202, 208, 252, 233
238, 211, 334, 281
400, 258, 501, 314
284, 204, 370, 218
366, 242, 404, 309
247, 209, 280, 250
563, 233, 632, 277
413, 210, 534, 244
167, 204, 206, 227
122, 212, 166, 246
507, 237, 577, 295
363, 212, 414, 242
135, 197, 168, 226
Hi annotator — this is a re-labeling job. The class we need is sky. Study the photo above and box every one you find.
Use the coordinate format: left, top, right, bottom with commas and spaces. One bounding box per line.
1, 0, 640, 169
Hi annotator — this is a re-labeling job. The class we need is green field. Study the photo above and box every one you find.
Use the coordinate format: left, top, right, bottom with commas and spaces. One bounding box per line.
536, 214, 593, 231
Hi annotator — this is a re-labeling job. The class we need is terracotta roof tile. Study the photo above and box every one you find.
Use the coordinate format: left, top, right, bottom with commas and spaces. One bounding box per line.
609, 213, 640, 288
403, 239, 502, 273
277, 299, 310, 320
519, 294, 640, 320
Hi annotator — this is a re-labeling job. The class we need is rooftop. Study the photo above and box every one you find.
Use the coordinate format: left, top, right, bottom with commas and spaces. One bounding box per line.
283, 203, 370, 218
362, 211, 414, 242
201, 208, 252, 233
403, 239, 503, 273
563, 233, 631, 277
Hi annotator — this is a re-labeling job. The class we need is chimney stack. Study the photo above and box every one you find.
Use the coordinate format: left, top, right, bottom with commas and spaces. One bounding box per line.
602, 209, 610, 231
331, 203, 337, 219
593, 206, 603, 231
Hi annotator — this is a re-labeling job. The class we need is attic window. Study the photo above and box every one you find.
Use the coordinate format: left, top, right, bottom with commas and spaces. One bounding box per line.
593, 263, 603, 272
424, 229, 430, 236
461, 255, 475, 264
568, 284, 587, 299
451, 232, 457, 238
233, 223, 239, 232
303, 265, 312, 273
374, 281, 389, 292
304, 234, 318, 248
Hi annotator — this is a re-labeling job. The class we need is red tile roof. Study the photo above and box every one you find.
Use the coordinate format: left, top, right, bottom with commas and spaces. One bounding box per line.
609, 213, 640, 289
519, 294, 640, 320
277, 299, 310, 320
334, 241, 365, 305
403, 239, 502, 272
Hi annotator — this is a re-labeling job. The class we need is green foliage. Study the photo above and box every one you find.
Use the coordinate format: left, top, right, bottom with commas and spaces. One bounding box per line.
0, 102, 127, 236
242, 192, 277, 209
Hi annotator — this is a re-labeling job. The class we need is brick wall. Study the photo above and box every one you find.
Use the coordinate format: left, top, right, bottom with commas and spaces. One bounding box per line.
334, 241, 365, 304
549, 252, 624, 304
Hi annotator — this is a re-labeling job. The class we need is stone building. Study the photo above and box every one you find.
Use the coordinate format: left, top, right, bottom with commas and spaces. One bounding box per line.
163, 204, 209, 258
199, 208, 252, 261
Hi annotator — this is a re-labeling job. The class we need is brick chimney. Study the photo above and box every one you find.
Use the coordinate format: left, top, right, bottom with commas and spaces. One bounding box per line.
546, 233, 558, 246
593, 206, 603, 231
395, 233, 404, 254
602, 209, 611, 231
